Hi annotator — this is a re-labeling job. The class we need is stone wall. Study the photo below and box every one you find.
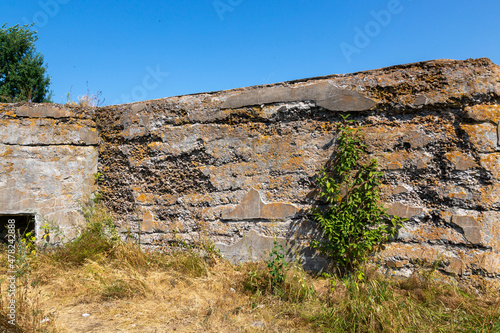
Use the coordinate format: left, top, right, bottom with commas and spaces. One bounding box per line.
0, 104, 98, 238
1, 58, 499, 280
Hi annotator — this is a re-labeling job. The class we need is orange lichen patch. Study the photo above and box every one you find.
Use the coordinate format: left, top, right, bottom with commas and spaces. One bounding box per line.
465, 104, 500, 123
477, 251, 500, 275
480, 184, 500, 207
374, 151, 426, 170
378, 184, 393, 199
445, 185, 469, 200
180, 192, 217, 206
140, 208, 155, 232
135, 193, 157, 204
403, 223, 465, 244
156, 193, 179, 206
147, 141, 164, 150
479, 153, 500, 179
0, 146, 13, 157
479, 211, 500, 250
460, 123, 498, 152
2, 162, 14, 173
445, 151, 478, 170
268, 174, 297, 191
2, 110, 17, 117
376, 243, 453, 264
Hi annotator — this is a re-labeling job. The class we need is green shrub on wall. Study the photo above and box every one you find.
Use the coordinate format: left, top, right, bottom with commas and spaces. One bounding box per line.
311, 115, 404, 277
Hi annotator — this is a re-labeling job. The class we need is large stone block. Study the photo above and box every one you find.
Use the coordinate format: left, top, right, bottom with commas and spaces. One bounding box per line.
221, 81, 376, 112
386, 202, 424, 219
14, 105, 74, 118
480, 184, 500, 209
464, 104, 500, 123
480, 153, 500, 179
445, 151, 479, 170
221, 188, 297, 221
480, 211, 500, 250
461, 123, 499, 152
0, 118, 98, 145
451, 215, 481, 245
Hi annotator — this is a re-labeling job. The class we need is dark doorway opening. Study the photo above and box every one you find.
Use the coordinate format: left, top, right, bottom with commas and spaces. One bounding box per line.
0, 214, 36, 245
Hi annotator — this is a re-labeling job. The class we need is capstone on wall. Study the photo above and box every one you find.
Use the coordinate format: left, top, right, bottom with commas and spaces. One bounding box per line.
1, 58, 500, 280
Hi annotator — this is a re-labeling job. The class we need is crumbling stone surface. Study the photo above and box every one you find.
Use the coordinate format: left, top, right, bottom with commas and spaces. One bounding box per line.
2, 58, 500, 280
0, 103, 98, 238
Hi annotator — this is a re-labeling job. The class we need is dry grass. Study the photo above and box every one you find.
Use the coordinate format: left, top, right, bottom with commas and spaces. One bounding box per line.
1, 208, 499, 332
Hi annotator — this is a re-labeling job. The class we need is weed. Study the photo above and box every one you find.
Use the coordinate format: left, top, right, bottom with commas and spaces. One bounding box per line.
311, 114, 405, 277
66, 82, 105, 107
1, 198, 498, 332
268, 240, 287, 290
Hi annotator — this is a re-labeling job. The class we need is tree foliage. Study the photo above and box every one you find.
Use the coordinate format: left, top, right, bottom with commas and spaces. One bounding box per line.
311, 115, 404, 277
0, 24, 51, 103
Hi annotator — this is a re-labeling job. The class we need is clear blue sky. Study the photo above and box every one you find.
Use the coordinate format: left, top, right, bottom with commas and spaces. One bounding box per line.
2, 0, 500, 105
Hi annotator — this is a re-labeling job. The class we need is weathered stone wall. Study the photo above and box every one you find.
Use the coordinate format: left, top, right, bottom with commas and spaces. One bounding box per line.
95, 58, 500, 278
2, 58, 499, 280
0, 104, 98, 238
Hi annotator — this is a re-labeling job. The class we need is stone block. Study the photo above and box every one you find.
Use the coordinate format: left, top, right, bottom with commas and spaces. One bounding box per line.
216, 229, 286, 262
386, 202, 424, 219
396, 222, 465, 244
221, 188, 297, 221
139, 207, 156, 233
445, 151, 478, 170
315, 88, 377, 112
464, 104, 500, 123
386, 260, 404, 268
131, 102, 146, 113
215, 229, 326, 269
362, 126, 400, 152
374, 151, 429, 171
479, 211, 500, 250
478, 251, 500, 275
451, 215, 481, 244
479, 153, 500, 179
402, 130, 434, 149
461, 123, 499, 152
221, 81, 376, 112
444, 258, 464, 276
14, 105, 74, 118
480, 184, 500, 209
391, 185, 409, 196
416, 153, 432, 170
446, 186, 469, 200
0, 118, 98, 145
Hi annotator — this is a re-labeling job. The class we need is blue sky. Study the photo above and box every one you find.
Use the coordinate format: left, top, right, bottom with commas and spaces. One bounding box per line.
2, 0, 500, 105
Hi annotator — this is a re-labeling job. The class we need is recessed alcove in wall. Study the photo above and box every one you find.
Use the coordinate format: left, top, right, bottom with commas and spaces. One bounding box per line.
0, 214, 36, 245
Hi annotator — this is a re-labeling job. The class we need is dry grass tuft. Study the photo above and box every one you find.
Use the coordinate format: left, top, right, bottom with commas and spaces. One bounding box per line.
1, 206, 499, 332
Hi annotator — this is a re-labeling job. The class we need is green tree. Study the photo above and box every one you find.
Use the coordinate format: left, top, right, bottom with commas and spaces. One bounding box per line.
0, 24, 51, 103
